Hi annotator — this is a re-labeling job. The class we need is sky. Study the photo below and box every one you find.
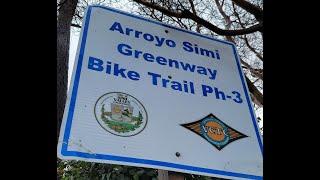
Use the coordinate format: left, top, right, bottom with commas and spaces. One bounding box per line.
68, 28, 79, 89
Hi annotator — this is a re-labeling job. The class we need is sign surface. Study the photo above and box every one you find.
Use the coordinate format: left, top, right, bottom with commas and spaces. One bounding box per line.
58, 5, 263, 180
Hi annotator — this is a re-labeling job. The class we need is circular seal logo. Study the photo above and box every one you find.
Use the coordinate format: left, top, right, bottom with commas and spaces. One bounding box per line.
94, 92, 147, 137
200, 117, 230, 148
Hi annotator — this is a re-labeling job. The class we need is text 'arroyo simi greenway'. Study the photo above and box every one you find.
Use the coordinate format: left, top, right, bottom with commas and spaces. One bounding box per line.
86, 21, 244, 104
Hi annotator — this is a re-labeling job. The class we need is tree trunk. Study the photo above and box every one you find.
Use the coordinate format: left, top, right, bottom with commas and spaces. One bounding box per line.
158, 169, 169, 180
169, 172, 185, 180
158, 170, 185, 180
57, 0, 78, 141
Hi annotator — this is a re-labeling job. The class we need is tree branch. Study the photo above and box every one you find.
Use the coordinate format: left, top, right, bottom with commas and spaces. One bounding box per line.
231, 0, 263, 22
246, 75, 263, 106
224, 34, 263, 105
188, 0, 201, 32
71, 23, 81, 28
214, 0, 231, 28
132, 0, 262, 36
75, 11, 83, 20
232, 3, 263, 62
240, 57, 263, 79
133, 0, 184, 18
57, 0, 68, 7
214, 0, 233, 42
181, 9, 263, 36
242, 35, 263, 61
188, 0, 197, 15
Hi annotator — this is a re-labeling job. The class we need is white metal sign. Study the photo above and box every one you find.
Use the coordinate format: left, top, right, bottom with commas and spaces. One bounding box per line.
58, 5, 263, 180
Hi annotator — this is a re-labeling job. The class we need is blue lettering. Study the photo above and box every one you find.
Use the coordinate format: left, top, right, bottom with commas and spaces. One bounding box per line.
197, 66, 207, 75
88, 56, 104, 71
214, 87, 226, 100
127, 71, 140, 81
166, 40, 176, 47
113, 63, 127, 78
148, 72, 161, 85
117, 43, 132, 56
154, 36, 165, 47
182, 41, 193, 52
109, 22, 124, 34
202, 85, 213, 96
180, 62, 196, 72
156, 56, 167, 65
232, 91, 243, 103
143, 53, 154, 62
168, 59, 179, 69
208, 69, 217, 80
143, 33, 154, 41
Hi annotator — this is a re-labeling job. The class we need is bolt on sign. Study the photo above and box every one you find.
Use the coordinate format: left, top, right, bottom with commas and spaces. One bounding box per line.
58, 5, 263, 180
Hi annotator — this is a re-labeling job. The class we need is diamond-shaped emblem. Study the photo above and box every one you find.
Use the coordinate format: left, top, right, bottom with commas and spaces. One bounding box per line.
181, 114, 248, 150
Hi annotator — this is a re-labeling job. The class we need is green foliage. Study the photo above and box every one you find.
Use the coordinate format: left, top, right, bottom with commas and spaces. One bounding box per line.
58, 159, 157, 180
103, 119, 140, 133
57, 159, 224, 180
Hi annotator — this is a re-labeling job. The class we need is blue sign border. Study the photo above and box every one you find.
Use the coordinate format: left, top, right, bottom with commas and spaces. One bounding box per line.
61, 5, 263, 180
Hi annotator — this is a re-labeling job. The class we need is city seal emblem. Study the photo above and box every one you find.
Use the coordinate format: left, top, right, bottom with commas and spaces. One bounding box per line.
94, 92, 147, 137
